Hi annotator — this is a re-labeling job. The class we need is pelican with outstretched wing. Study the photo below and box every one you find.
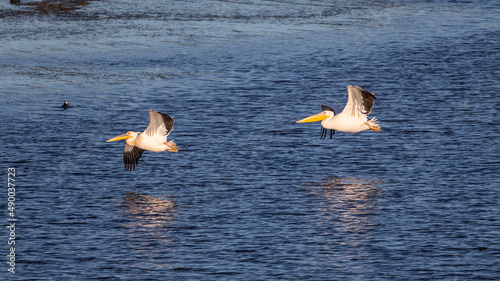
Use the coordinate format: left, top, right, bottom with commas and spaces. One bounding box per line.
297, 85, 381, 138
106, 110, 178, 171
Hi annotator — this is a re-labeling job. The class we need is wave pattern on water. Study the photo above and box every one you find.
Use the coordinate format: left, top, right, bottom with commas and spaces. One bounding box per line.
0, 0, 499, 280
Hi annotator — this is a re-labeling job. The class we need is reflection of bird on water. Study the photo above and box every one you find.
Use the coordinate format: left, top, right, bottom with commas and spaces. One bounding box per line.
122, 192, 175, 218
314, 177, 382, 229
62, 101, 72, 109
310, 177, 382, 258
317, 177, 381, 194
106, 110, 179, 171
122, 192, 176, 244
297, 85, 381, 139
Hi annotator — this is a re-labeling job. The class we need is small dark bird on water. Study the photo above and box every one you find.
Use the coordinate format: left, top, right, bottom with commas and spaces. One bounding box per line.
62, 101, 72, 109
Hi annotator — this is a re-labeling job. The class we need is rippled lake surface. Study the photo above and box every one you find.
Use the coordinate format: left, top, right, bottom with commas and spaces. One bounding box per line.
1, 0, 499, 280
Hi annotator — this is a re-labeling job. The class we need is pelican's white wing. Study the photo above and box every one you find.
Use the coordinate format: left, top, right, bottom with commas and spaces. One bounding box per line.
144, 110, 174, 138
343, 85, 377, 117
124, 143, 145, 172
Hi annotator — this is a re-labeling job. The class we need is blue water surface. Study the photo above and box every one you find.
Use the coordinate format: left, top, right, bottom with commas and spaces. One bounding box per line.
0, 0, 499, 280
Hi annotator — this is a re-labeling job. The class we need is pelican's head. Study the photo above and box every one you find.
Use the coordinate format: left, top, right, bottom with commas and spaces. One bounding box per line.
106, 131, 139, 143
296, 103, 338, 124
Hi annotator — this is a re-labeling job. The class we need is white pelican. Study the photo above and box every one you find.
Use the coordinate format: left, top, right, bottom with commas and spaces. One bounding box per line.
297, 85, 381, 138
106, 110, 178, 171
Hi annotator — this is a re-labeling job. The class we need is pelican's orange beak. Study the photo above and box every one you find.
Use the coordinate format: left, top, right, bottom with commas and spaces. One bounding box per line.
106, 133, 132, 142
296, 112, 329, 123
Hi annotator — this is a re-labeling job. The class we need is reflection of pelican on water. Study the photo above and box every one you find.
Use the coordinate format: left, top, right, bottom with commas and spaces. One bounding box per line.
316, 177, 381, 200
311, 177, 382, 237
120, 192, 176, 269
308, 177, 384, 270
120, 192, 177, 264
121, 192, 176, 230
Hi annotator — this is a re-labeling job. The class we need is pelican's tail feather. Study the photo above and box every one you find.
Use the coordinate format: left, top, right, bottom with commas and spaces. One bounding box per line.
165, 140, 179, 152
367, 117, 381, 132
167, 140, 178, 149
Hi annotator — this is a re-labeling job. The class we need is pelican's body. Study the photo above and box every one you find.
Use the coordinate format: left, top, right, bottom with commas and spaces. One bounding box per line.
107, 110, 178, 171
297, 85, 381, 138
323, 111, 375, 133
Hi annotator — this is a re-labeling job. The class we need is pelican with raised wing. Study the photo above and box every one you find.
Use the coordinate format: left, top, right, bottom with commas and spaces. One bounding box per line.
106, 110, 179, 171
297, 85, 381, 138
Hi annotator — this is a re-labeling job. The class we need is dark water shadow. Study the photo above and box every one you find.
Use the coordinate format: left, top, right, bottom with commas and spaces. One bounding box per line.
9, 0, 99, 14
